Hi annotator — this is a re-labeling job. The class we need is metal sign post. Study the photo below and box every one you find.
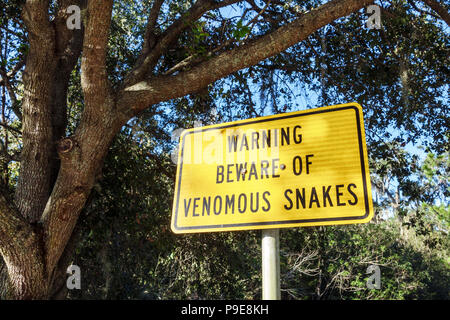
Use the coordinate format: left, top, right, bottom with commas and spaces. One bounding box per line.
262, 228, 280, 300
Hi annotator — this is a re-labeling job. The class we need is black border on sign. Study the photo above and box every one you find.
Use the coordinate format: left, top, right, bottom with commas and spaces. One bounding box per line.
173, 105, 370, 232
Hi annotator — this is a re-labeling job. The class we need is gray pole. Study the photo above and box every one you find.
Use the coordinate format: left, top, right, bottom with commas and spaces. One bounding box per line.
261, 228, 280, 300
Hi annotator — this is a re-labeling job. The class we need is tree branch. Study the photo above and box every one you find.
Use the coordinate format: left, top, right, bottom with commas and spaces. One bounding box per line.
141, 0, 165, 57
0, 193, 29, 250
0, 68, 21, 121
48, 0, 86, 188
421, 0, 450, 26
40, 0, 116, 280
123, 0, 241, 87
16, 0, 57, 223
0, 25, 27, 41
164, 0, 273, 76
21, 0, 53, 38
118, 0, 373, 116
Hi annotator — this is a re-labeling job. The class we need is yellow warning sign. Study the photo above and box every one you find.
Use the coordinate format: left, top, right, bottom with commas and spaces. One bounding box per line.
171, 103, 373, 233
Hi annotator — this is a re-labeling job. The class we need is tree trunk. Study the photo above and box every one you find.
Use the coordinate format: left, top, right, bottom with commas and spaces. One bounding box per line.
15, 4, 57, 223
0, 192, 48, 299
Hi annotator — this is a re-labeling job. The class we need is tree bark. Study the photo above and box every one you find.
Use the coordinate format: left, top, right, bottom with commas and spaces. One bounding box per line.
422, 0, 450, 26
1, 0, 86, 299
118, 0, 374, 116
0, 192, 48, 299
